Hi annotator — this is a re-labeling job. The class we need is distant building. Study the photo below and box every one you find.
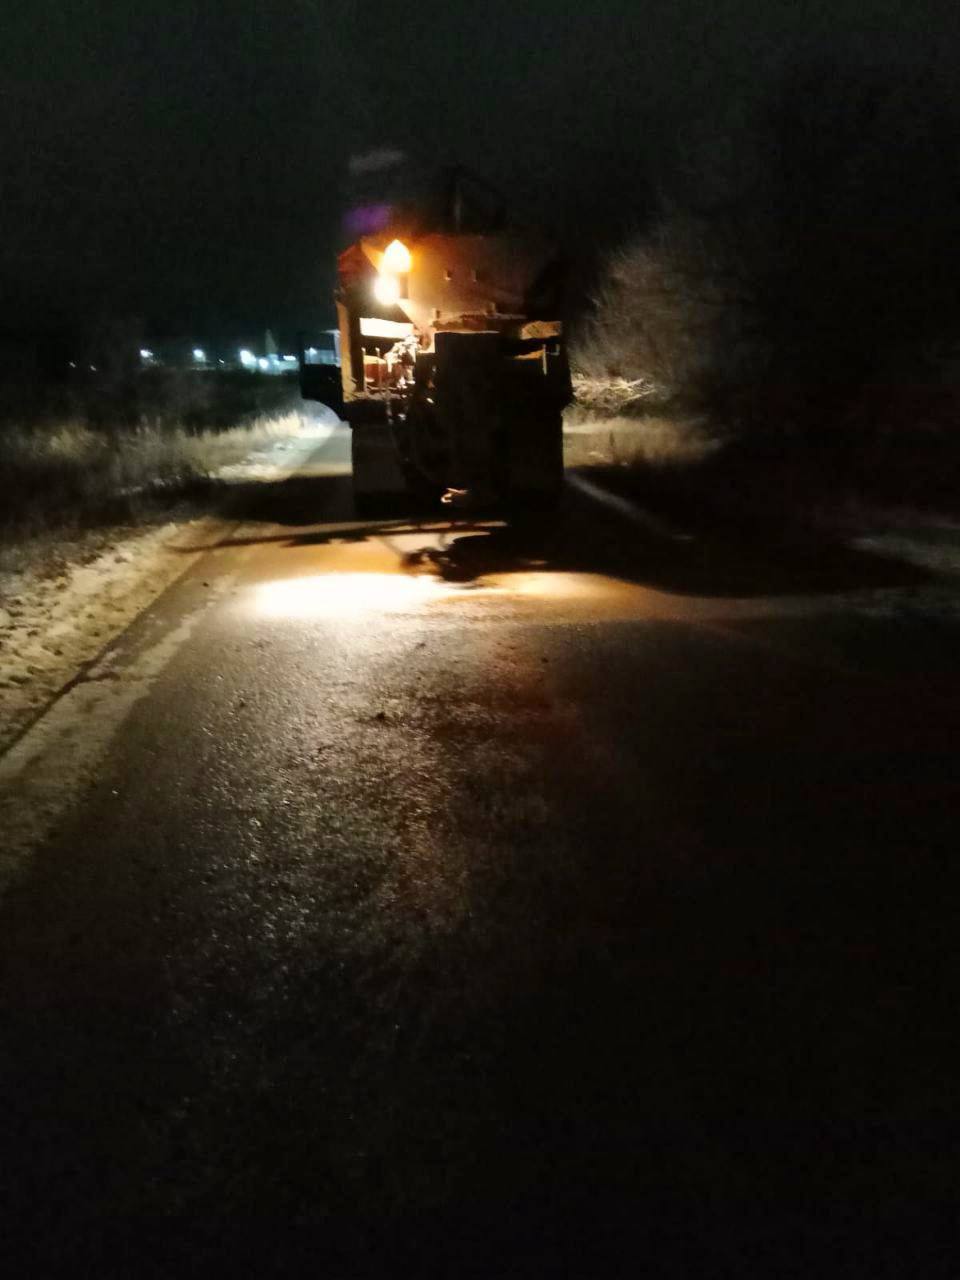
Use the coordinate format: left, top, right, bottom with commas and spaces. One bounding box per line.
119, 330, 342, 373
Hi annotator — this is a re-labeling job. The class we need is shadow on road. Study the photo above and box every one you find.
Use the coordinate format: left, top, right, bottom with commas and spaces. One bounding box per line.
189, 466, 930, 598
219, 471, 359, 526
400, 513, 928, 597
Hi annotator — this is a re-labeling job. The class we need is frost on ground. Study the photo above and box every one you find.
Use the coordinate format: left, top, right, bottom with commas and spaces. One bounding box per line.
563, 378, 722, 471
0, 519, 218, 754
0, 414, 335, 755
851, 525, 960, 578
563, 410, 720, 470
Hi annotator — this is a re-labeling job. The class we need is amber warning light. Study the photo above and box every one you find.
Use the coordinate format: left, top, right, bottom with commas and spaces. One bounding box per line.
374, 240, 411, 307
383, 239, 412, 273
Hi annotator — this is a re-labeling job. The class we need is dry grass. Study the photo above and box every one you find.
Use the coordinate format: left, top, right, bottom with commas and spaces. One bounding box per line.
0, 410, 304, 543
564, 409, 721, 471
564, 364, 726, 474
568, 375, 658, 418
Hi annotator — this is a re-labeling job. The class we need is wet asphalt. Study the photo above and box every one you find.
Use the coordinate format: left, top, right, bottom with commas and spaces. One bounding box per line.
1, 427, 959, 1278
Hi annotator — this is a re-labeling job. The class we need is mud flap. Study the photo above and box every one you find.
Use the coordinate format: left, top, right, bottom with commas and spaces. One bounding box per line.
435, 332, 503, 502
434, 334, 566, 509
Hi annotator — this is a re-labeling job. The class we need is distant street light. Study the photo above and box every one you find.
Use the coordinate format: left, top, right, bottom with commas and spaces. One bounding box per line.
139, 348, 154, 361
193, 347, 206, 362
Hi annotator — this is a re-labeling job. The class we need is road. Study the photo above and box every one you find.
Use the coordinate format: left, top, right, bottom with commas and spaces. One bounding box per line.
1, 424, 958, 1278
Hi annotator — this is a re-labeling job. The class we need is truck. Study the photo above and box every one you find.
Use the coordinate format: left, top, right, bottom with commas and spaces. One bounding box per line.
299, 169, 572, 514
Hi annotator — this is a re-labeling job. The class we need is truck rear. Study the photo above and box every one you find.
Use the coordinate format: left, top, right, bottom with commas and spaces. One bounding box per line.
299, 171, 571, 513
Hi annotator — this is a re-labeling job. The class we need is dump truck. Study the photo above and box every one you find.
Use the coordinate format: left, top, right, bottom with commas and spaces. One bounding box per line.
299, 169, 571, 513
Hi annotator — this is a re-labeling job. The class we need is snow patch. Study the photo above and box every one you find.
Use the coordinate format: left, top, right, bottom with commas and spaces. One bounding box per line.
0, 423, 336, 756
0, 520, 217, 753
852, 525, 960, 577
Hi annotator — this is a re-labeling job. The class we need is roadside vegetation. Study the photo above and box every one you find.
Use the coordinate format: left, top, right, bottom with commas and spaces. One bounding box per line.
0, 369, 303, 544
568, 58, 960, 535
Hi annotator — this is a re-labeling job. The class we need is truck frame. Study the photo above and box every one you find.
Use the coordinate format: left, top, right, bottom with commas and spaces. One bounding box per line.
299, 170, 571, 514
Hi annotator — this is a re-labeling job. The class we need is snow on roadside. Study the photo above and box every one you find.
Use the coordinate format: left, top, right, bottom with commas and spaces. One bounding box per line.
0, 519, 220, 754
0, 416, 337, 756
851, 525, 960, 577
213, 411, 339, 482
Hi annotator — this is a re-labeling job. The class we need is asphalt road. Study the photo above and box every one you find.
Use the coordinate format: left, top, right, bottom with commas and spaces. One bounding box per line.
2, 425, 959, 1278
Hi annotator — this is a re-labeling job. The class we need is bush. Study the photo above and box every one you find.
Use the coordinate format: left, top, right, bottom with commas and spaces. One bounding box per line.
574, 59, 960, 448
573, 213, 762, 407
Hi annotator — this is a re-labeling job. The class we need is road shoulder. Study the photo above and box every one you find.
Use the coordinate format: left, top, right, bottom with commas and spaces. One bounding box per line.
0, 425, 333, 758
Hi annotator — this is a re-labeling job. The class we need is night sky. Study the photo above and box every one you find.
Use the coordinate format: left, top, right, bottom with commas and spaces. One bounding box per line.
1, 0, 956, 338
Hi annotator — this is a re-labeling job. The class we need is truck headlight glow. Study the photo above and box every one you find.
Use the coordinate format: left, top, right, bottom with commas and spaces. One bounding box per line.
374, 273, 401, 306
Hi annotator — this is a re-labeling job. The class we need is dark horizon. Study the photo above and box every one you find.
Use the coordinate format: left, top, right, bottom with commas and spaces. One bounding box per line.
2, 0, 958, 337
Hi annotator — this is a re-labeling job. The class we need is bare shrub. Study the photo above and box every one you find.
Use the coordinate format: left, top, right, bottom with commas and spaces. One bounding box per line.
573, 214, 762, 405
574, 58, 960, 455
